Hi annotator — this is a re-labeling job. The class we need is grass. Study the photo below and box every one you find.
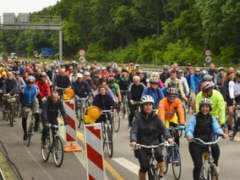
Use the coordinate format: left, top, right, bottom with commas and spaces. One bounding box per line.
0, 152, 17, 180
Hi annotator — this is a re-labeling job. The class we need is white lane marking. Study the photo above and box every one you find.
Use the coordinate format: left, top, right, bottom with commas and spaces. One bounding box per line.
112, 157, 139, 175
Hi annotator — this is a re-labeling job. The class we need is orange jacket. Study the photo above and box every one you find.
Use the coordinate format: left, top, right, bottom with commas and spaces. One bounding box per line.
158, 98, 185, 125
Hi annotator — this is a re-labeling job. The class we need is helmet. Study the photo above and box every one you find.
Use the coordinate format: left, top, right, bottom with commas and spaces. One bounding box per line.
218, 67, 224, 72
27, 76, 36, 83
163, 65, 169, 71
84, 71, 90, 76
135, 64, 140, 67
141, 95, 154, 104
177, 69, 183, 73
129, 62, 134, 66
149, 77, 158, 84
77, 73, 83, 78
201, 81, 215, 92
167, 81, 177, 88
199, 98, 212, 111
203, 74, 213, 81
108, 78, 115, 84
167, 88, 178, 97
40, 72, 47, 78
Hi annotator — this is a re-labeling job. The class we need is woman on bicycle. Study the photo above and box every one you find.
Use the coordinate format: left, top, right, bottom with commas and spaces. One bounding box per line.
186, 98, 227, 180
130, 95, 173, 180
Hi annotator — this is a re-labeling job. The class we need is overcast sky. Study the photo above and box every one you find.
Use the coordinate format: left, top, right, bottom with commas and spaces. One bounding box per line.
0, 0, 58, 17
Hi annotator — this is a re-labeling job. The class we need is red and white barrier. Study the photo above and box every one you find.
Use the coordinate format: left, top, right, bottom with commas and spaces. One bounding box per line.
85, 123, 105, 180
63, 99, 82, 152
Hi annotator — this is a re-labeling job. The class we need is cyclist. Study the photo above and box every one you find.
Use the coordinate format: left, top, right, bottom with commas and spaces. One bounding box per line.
35, 72, 51, 106
150, 72, 164, 88
177, 69, 190, 97
21, 76, 40, 140
119, 71, 130, 98
190, 68, 203, 102
223, 71, 235, 131
108, 78, 122, 104
93, 85, 116, 123
130, 95, 173, 180
158, 87, 185, 146
160, 65, 170, 83
234, 72, 240, 104
128, 76, 145, 127
41, 91, 68, 148
72, 73, 92, 98
142, 77, 164, 110
186, 98, 227, 180
195, 81, 226, 127
2, 72, 18, 113
165, 70, 187, 102
54, 69, 71, 96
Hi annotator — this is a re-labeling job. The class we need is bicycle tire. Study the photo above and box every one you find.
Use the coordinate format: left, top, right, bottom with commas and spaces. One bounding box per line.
163, 147, 169, 175
41, 136, 51, 162
27, 119, 33, 147
106, 124, 113, 158
9, 105, 14, 127
148, 164, 158, 180
172, 145, 182, 180
231, 111, 240, 140
210, 166, 219, 180
53, 136, 64, 167
113, 111, 120, 133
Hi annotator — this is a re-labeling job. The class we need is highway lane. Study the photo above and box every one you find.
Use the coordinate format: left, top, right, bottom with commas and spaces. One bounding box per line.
1, 111, 240, 180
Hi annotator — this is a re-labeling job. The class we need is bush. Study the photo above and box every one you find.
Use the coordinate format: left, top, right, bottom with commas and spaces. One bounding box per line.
219, 46, 240, 65
86, 43, 106, 62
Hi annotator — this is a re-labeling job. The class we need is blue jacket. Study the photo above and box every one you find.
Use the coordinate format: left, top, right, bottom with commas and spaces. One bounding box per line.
142, 87, 164, 109
190, 74, 202, 94
72, 80, 92, 98
23, 85, 39, 104
185, 115, 223, 138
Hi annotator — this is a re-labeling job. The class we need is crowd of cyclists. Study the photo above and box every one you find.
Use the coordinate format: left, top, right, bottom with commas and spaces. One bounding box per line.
0, 59, 239, 180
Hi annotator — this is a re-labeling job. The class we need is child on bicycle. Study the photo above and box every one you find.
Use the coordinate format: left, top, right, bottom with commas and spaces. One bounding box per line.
185, 98, 227, 180
130, 95, 173, 180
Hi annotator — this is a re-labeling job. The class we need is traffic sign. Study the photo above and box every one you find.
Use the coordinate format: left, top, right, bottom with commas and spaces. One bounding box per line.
79, 49, 86, 57
205, 56, 212, 63
79, 56, 86, 63
205, 49, 212, 56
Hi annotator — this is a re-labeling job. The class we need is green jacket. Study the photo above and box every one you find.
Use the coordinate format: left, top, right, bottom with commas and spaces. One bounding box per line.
195, 89, 225, 125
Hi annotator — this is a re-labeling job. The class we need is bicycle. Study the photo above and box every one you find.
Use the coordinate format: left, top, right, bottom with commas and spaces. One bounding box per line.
24, 107, 36, 147
75, 96, 89, 128
101, 109, 114, 158
120, 90, 129, 119
230, 104, 240, 140
56, 87, 67, 98
3, 95, 17, 127
191, 137, 222, 180
41, 123, 64, 167
164, 126, 185, 180
135, 142, 170, 180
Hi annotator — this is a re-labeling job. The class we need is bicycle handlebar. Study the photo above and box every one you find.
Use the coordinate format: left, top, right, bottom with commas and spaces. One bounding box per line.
135, 142, 171, 150
191, 136, 222, 145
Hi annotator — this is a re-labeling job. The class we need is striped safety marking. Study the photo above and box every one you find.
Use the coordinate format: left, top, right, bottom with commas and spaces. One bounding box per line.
63, 100, 77, 142
85, 124, 105, 180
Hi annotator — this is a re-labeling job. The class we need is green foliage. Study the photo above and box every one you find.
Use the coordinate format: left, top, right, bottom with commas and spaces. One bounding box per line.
0, 0, 239, 65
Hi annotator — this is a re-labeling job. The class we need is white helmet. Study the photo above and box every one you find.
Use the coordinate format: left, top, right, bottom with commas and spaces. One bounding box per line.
77, 73, 83, 78
84, 71, 90, 76
28, 76, 36, 83
141, 95, 154, 104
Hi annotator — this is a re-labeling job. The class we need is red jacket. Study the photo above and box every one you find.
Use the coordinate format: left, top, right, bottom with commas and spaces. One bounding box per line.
35, 81, 51, 98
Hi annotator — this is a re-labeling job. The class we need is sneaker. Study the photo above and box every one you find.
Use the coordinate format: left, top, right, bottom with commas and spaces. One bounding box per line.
159, 176, 164, 180
23, 134, 28, 141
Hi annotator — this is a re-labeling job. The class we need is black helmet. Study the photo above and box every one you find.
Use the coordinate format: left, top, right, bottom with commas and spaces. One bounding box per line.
199, 98, 212, 111
236, 71, 240, 78
108, 78, 115, 83
167, 88, 178, 97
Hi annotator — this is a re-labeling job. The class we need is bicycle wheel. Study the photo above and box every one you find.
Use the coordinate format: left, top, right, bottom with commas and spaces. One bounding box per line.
27, 117, 34, 147
106, 124, 113, 158
9, 105, 14, 127
113, 111, 120, 132
163, 146, 169, 175
231, 111, 240, 140
53, 136, 64, 167
172, 145, 182, 180
41, 136, 51, 162
78, 106, 84, 129
148, 164, 158, 180
210, 166, 219, 180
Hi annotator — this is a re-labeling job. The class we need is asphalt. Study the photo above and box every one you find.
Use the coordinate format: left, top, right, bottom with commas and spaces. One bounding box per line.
1, 111, 240, 180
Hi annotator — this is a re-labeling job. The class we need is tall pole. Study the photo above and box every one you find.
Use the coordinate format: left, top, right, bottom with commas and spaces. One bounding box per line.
59, 30, 63, 61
